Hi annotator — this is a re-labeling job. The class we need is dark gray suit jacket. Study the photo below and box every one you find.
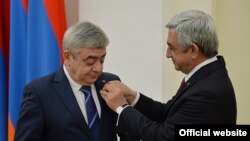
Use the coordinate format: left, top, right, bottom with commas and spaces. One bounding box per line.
14, 67, 134, 141
117, 56, 237, 141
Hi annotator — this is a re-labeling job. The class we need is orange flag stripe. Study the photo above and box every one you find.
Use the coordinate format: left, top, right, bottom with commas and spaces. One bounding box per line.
8, 115, 15, 141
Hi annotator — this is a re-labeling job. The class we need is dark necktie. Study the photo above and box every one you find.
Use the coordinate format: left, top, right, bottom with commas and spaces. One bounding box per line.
178, 78, 186, 91
80, 86, 100, 141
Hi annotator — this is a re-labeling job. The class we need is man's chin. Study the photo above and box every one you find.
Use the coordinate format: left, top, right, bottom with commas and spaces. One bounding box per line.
89, 77, 98, 84
174, 65, 181, 71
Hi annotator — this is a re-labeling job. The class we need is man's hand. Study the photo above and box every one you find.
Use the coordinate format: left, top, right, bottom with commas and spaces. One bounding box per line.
100, 81, 137, 111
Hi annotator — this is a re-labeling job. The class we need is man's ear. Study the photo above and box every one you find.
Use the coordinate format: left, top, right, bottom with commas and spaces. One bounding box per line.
190, 43, 200, 59
63, 51, 71, 66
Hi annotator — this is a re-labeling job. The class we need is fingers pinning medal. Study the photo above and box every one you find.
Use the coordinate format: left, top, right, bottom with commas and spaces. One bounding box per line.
101, 80, 109, 97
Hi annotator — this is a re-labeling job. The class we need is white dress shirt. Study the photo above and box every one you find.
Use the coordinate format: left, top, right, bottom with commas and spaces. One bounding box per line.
63, 65, 101, 124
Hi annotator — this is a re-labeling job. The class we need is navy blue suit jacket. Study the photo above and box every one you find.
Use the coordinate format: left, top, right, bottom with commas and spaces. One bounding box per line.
117, 56, 237, 141
14, 67, 132, 141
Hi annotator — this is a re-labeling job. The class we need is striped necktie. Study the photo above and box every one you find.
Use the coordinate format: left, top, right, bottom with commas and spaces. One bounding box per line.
80, 86, 100, 141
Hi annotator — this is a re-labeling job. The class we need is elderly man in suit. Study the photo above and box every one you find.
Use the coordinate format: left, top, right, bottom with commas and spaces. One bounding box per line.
14, 21, 135, 141
100, 9, 237, 141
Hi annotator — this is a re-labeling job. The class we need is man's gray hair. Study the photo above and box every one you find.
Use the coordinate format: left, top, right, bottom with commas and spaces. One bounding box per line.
166, 9, 218, 58
63, 21, 109, 56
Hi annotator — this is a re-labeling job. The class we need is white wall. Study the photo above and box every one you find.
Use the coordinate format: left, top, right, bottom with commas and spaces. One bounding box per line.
79, 0, 163, 101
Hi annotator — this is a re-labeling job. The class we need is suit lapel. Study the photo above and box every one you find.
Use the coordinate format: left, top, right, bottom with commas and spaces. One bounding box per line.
52, 67, 93, 140
94, 79, 106, 123
94, 75, 118, 141
167, 56, 225, 112
167, 81, 194, 110
51, 70, 118, 141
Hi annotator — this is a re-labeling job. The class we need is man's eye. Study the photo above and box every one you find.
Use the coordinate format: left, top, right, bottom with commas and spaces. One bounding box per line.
85, 59, 95, 65
168, 46, 173, 50
100, 58, 105, 64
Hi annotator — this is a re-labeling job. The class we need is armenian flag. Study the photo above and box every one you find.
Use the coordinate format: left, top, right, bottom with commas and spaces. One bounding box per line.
8, 0, 66, 140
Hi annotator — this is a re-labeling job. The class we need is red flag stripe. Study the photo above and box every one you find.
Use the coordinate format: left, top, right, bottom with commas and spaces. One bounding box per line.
21, 0, 28, 13
0, 0, 10, 71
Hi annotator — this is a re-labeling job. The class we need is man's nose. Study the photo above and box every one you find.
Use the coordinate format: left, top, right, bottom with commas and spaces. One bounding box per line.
92, 62, 103, 72
166, 48, 171, 58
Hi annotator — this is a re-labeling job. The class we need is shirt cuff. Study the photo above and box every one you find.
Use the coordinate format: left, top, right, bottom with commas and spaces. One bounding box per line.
116, 104, 130, 115
130, 91, 140, 107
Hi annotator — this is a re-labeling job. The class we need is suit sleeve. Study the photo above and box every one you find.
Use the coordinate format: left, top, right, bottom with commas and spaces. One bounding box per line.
14, 84, 44, 141
134, 94, 171, 122
117, 91, 223, 141
117, 106, 175, 141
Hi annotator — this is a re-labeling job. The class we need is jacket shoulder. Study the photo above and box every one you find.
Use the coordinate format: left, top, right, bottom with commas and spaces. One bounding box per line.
99, 72, 120, 81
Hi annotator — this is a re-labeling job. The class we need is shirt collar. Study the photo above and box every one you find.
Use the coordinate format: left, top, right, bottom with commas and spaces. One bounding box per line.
185, 56, 217, 82
63, 65, 87, 93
